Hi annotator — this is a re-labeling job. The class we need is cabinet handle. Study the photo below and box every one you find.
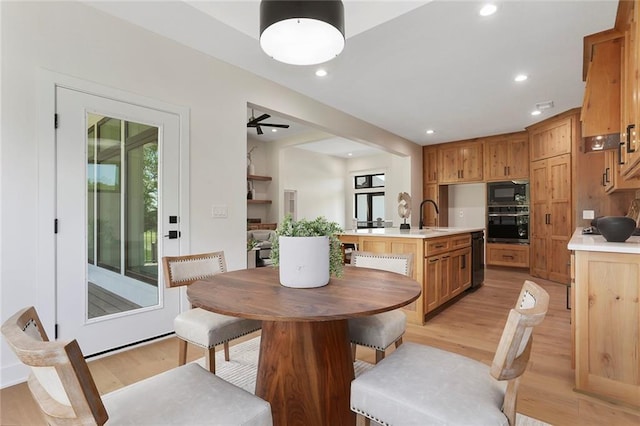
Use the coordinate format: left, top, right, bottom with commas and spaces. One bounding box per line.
461, 170, 463, 179
618, 141, 625, 165
602, 173, 606, 187
461, 255, 466, 269
429, 258, 438, 263
434, 244, 445, 248
504, 166, 507, 176
627, 124, 636, 154
605, 167, 610, 183
442, 255, 450, 259
507, 166, 510, 175
502, 255, 514, 259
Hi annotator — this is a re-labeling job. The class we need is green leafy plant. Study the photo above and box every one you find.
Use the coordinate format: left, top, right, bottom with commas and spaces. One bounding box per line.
271, 214, 344, 277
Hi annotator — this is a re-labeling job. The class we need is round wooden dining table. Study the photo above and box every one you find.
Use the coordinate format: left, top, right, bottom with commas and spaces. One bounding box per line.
187, 265, 421, 426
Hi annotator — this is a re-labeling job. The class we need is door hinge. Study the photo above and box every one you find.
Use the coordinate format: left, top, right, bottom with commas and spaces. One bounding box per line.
54, 324, 58, 339
54, 218, 58, 234
54, 113, 59, 129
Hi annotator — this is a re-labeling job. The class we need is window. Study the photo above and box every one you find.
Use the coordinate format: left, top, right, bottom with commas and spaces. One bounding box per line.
354, 173, 385, 228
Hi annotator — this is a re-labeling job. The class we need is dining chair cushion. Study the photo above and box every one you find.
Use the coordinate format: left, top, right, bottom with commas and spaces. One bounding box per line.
351, 342, 508, 426
348, 309, 407, 351
103, 363, 272, 425
174, 308, 261, 349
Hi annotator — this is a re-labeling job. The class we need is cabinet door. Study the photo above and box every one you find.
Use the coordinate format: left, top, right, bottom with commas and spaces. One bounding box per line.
484, 139, 509, 181
438, 255, 451, 304
507, 135, 529, 179
530, 159, 549, 279
548, 154, 572, 283
530, 117, 572, 161
460, 144, 483, 181
423, 146, 438, 184
424, 256, 439, 312
439, 145, 460, 183
449, 247, 471, 296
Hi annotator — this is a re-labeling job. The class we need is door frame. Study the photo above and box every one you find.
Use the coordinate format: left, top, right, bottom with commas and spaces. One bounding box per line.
36, 69, 191, 339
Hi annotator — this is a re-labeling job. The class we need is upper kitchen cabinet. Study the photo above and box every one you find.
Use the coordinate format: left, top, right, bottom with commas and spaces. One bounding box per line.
483, 132, 529, 181
620, 0, 640, 177
581, 34, 622, 138
529, 113, 574, 162
438, 140, 483, 184
423, 146, 438, 184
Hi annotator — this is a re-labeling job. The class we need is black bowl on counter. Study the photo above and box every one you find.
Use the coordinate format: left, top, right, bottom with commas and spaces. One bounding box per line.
595, 216, 637, 242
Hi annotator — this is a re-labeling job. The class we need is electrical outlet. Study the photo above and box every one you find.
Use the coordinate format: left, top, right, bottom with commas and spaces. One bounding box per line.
211, 205, 228, 218
583, 210, 595, 220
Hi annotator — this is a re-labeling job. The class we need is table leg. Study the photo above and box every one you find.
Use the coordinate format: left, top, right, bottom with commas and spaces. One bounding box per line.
255, 320, 356, 426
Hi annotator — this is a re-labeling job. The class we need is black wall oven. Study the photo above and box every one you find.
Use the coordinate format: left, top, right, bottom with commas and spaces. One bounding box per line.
487, 181, 529, 244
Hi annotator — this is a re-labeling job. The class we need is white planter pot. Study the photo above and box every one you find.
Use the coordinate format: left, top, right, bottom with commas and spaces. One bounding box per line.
278, 236, 330, 288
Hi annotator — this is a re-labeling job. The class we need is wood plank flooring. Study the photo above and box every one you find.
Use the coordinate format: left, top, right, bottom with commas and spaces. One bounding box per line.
2, 267, 639, 425
88, 282, 141, 319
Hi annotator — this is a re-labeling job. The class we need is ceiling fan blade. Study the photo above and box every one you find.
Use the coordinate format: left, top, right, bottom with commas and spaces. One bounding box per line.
256, 125, 263, 135
247, 113, 270, 126
259, 123, 290, 129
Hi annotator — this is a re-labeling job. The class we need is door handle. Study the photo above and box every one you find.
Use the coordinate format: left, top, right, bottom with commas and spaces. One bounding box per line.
164, 230, 181, 239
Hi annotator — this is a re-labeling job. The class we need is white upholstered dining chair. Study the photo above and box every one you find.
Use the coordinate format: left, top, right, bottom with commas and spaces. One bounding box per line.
350, 280, 550, 426
349, 251, 414, 363
1, 306, 272, 426
162, 251, 261, 373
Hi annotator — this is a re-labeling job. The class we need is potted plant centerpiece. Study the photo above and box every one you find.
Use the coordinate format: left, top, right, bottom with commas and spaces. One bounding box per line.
271, 215, 344, 288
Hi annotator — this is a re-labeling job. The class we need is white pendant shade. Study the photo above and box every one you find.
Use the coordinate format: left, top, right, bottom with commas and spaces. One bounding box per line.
261, 18, 344, 65
259, 0, 345, 66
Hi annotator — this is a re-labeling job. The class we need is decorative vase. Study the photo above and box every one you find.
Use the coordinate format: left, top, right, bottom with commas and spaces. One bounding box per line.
278, 236, 330, 288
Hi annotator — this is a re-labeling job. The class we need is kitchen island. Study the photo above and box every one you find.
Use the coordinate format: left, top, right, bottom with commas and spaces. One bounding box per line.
339, 227, 483, 324
568, 228, 640, 408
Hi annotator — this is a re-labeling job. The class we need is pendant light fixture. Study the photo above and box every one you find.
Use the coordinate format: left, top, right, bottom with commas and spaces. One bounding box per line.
260, 0, 345, 66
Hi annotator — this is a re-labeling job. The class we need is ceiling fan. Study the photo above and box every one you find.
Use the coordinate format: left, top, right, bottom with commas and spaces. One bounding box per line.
247, 109, 290, 135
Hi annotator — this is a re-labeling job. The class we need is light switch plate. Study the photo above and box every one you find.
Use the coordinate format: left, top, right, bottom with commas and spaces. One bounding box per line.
212, 205, 228, 218
583, 210, 595, 220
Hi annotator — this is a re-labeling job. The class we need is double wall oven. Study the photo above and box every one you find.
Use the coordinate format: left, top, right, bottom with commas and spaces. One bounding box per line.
487, 181, 529, 244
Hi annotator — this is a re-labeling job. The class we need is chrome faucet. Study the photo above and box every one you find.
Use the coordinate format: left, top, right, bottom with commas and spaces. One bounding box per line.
419, 199, 440, 229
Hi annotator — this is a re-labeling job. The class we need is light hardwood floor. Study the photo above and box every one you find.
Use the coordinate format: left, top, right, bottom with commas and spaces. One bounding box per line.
1, 267, 639, 425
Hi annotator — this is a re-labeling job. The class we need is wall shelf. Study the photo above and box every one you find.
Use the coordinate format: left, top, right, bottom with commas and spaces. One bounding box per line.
248, 199, 272, 204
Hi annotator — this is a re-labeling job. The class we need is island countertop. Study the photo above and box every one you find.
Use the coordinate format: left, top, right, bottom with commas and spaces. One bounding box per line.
568, 227, 640, 254
339, 227, 484, 239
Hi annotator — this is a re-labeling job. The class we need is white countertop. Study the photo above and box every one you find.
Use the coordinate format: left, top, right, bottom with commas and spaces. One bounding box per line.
568, 227, 640, 254
339, 227, 484, 239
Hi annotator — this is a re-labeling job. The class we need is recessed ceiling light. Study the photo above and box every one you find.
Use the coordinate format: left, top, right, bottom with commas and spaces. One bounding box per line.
426, 129, 435, 135
315, 69, 328, 77
479, 4, 497, 16
347, 153, 353, 157
531, 110, 542, 116
271, 128, 278, 132
514, 74, 528, 82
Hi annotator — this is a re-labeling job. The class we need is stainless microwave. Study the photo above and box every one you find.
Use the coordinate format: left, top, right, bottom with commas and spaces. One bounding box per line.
487, 181, 529, 205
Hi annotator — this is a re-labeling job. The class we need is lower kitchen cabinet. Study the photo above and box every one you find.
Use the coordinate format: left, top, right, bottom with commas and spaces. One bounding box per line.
338, 231, 474, 324
486, 243, 530, 268
572, 249, 640, 408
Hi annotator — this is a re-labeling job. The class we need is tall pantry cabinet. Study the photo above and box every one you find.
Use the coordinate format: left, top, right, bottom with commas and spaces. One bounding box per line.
528, 109, 578, 284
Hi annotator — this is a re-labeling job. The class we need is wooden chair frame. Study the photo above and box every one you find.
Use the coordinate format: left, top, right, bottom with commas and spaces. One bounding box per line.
2, 306, 109, 425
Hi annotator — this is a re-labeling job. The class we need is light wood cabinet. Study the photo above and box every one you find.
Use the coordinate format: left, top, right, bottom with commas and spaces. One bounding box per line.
603, 148, 640, 192
581, 36, 622, 138
438, 141, 483, 184
486, 243, 529, 268
621, 0, 640, 178
529, 116, 573, 162
423, 146, 438, 184
483, 132, 529, 181
573, 249, 640, 408
528, 111, 576, 285
338, 232, 472, 323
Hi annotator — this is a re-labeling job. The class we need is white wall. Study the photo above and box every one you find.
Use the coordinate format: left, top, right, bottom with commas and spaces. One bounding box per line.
448, 183, 487, 228
0, 1, 422, 386
279, 147, 346, 225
